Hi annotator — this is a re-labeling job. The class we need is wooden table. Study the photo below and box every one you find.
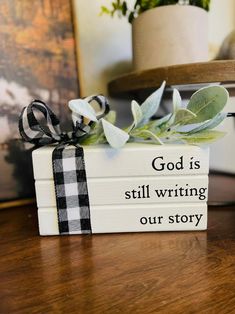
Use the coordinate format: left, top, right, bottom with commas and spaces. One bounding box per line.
1, 174, 235, 314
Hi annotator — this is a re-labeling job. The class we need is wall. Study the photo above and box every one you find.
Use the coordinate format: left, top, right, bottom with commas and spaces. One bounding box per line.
73, 0, 134, 126
208, 0, 235, 172
209, 0, 235, 59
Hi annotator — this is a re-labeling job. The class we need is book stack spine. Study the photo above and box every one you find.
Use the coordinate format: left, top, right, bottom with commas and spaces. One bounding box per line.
32, 143, 209, 235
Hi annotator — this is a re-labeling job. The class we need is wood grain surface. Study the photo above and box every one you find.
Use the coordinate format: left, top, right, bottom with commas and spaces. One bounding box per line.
108, 60, 235, 96
1, 174, 235, 314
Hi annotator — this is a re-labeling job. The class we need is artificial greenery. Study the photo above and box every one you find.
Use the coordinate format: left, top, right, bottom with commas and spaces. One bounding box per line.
101, 0, 211, 23
69, 82, 228, 149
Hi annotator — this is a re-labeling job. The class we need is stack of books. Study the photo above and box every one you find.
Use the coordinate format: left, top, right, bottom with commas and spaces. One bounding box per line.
32, 143, 209, 235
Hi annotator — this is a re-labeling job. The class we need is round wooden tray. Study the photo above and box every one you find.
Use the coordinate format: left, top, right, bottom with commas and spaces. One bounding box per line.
108, 60, 235, 96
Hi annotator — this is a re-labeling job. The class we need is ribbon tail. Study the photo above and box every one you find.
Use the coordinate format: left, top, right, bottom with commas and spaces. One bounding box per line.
52, 143, 92, 234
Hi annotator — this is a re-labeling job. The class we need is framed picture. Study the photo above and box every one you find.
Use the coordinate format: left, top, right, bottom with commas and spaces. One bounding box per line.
0, 0, 80, 203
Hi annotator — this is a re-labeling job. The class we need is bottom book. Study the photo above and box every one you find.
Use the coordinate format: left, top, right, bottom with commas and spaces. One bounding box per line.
38, 203, 207, 235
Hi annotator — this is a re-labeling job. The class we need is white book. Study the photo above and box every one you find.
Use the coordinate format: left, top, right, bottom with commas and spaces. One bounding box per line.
35, 175, 208, 207
38, 203, 207, 235
32, 143, 210, 179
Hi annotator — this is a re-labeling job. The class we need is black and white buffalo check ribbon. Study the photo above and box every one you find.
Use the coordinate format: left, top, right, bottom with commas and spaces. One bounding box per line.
19, 97, 109, 235
52, 144, 91, 234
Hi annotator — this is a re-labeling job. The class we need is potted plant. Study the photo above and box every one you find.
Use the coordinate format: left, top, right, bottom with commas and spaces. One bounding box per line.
101, 0, 210, 71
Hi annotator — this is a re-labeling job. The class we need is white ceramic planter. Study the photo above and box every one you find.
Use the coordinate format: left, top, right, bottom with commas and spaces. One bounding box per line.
132, 5, 208, 71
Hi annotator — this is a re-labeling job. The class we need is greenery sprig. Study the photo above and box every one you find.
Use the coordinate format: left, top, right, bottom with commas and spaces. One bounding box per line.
75, 82, 228, 149
101, 0, 211, 23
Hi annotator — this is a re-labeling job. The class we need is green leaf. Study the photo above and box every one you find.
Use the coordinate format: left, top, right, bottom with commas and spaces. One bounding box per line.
189, 0, 210, 11
131, 100, 143, 128
139, 81, 166, 126
174, 108, 197, 125
90, 119, 103, 134
131, 128, 163, 143
122, 1, 127, 15
151, 113, 173, 129
68, 99, 98, 126
136, 130, 163, 145
100, 6, 110, 14
80, 134, 100, 145
128, 12, 135, 23
141, 113, 173, 136
104, 110, 116, 125
91, 111, 116, 137
180, 130, 226, 144
186, 85, 229, 124
187, 112, 227, 134
68, 99, 97, 121
101, 119, 129, 148
173, 88, 182, 112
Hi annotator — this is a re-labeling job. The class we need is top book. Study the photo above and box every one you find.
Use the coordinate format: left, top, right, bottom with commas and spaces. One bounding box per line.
32, 143, 209, 179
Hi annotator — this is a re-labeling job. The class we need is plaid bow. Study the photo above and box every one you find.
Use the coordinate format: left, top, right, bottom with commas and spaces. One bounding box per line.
19, 96, 110, 235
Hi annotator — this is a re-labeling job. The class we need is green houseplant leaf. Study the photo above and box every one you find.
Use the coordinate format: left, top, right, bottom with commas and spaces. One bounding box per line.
100, 0, 211, 22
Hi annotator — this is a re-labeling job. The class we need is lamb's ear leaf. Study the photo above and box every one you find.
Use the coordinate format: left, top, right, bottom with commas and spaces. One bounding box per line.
186, 86, 229, 123
180, 130, 226, 144
101, 119, 129, 148
173, 108, 197, 125
89, 111, 117, 136
173, 89, 182, 112
136, 130, 164, 145
68, 99, 98, 124
146, 113, 173, 132
187, 112, 227, 134
139, 81, 166, 125
131, 100, 143, 128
